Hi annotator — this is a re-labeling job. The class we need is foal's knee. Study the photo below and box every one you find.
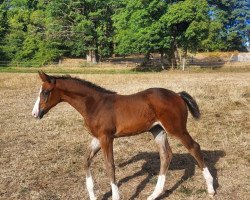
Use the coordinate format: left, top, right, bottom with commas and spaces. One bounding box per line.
189, 141, 206, 169
183, 136, 200, 152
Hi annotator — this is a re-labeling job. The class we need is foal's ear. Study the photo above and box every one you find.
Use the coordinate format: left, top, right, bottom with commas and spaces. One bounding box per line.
38, 70, 49, 82
38, 71, 55, 84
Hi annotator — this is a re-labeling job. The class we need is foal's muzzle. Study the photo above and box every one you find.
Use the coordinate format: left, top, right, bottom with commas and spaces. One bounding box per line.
38, 109, 45, 119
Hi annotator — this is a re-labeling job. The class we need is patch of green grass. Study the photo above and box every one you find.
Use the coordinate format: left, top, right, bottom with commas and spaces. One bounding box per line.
176, 143, 183, 147
178, 186, 193, 196
19, 187, 30, 195
40, 190, 61, 200
0, 66, 142, 74
195, 188, 207, 195
1, 65, 249, 74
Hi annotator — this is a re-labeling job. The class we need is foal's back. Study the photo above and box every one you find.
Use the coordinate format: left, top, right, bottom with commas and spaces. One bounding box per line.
113, 88, 187, 137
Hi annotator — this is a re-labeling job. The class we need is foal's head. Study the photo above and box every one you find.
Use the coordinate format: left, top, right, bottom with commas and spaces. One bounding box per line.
32, 71, 60, 119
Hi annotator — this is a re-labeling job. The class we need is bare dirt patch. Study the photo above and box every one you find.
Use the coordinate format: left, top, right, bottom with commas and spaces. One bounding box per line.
0, 71, 249, 200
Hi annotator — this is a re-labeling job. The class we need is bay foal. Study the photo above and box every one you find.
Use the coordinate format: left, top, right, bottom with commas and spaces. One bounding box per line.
32, 71, 215, 200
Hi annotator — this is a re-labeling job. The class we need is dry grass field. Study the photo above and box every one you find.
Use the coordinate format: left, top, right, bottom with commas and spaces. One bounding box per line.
0, 71, 249, 200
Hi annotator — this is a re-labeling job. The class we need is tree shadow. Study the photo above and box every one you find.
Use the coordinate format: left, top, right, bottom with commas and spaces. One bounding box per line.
102, 150, 225, 200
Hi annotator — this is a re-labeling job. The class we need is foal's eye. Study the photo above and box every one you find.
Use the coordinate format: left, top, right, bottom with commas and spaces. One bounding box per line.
42, 90, 50, 96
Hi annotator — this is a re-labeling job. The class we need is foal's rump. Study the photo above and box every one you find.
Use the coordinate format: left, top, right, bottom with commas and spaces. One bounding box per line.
148, 87, 188, 117
144, 88, 201, 136
147, 88, 200, 121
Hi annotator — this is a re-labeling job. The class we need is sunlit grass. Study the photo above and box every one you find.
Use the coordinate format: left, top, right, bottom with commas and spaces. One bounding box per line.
0, 71, 249, 199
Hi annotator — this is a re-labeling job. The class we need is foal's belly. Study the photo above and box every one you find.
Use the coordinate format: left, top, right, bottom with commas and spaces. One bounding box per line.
114, 109, 156, 137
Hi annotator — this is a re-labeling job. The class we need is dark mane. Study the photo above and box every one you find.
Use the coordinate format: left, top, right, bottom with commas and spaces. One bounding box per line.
53, 75, 116, 94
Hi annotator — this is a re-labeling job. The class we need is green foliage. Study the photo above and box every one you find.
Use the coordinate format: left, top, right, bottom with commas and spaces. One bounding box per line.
201, 21, 225, 51
45, 0, 116, 59
113, 0, 169, 55
162, 0, 210, 53
0, 0, 62, 66
206, 0, 249, 51
0, 0, 249, 66
0, 1, 8, 59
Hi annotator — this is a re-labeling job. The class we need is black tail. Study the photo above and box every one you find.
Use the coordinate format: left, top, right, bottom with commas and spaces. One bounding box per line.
179, 91, 201, 119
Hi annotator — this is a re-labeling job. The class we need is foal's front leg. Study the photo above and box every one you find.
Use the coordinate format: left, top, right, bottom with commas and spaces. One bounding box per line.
100, 135, 120, 200
84, 137, 101, 200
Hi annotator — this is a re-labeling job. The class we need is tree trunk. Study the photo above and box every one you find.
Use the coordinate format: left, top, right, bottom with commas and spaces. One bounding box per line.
145, 52, 151, 61
174, 43, 182, 68
167, 48, 177, 68
182, 57, 186, 70
182, 48, 187, 71
112, 43, 116, 58
141, 52, 151, 66
160, 51, 165, 69
86, 50, 98, 64
160, 51, 164, 61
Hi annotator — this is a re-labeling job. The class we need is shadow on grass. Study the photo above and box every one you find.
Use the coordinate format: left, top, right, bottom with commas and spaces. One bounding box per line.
102, 150, 225, 200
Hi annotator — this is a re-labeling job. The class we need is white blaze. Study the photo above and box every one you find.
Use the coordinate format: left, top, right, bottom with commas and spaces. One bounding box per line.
32, 87, 42, 118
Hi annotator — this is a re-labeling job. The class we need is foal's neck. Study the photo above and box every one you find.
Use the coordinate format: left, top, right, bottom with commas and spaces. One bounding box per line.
56, 79, 109, 116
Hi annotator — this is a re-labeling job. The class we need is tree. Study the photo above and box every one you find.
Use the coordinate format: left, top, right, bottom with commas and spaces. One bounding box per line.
0, 1, 9, 61
2, 0, 31, 64
0, 0, 62, 66
206, 0, 250, 51
46, 0, 117, 63
113, 0, 213, 68
161, 0, 210, 69
0, 0, 248, 67
113, 0, 170, 61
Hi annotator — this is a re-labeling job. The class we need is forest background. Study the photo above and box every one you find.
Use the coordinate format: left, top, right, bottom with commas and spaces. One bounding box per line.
0, 0, 249, 67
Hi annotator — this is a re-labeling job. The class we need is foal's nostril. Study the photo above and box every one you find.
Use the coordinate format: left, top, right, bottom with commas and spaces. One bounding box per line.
32, 111, 38, 118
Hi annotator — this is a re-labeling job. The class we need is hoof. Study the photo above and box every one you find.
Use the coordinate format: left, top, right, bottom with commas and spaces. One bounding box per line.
147, 194, 157, 200
209, 191, 215, 198
208, 187, 215, 197
147, 196, 154, 200
112, 195, 120, 200
89, 195, 97, 200
112, 190, 120, 200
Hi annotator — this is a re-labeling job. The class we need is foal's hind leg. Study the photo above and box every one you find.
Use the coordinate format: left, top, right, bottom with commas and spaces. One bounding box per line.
84, 137, 101, 200
175, 130, 215, 196
147, 125, 173, 200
